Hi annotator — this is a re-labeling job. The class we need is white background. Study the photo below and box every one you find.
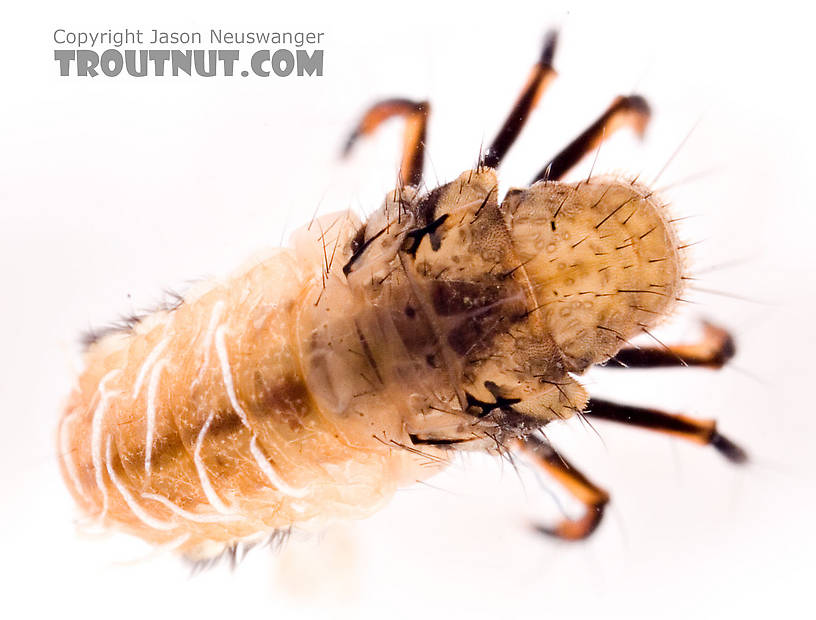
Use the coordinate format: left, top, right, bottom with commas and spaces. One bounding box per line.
2, 1, 814, 618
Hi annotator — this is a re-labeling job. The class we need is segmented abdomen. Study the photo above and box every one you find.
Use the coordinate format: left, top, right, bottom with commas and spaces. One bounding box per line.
58, 241, 435, 558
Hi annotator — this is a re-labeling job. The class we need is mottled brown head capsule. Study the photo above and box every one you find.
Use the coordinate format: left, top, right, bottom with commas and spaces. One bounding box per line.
58, 31, 744, 561
503, 177, 682, 372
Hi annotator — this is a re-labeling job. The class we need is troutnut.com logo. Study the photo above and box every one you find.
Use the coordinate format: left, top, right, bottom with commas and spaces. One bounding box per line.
53, 29, 325, 77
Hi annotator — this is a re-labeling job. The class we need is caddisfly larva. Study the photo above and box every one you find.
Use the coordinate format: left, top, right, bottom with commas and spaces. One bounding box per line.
58, 30, 746, 561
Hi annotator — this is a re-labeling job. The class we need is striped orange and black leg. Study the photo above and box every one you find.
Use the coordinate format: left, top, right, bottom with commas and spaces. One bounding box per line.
585, 398, 748, 464
343, 98, 430, 188
517, 434, 610, 540
604, 321, 736, 369
532, 94, 651, 183
479, 31, 559, 170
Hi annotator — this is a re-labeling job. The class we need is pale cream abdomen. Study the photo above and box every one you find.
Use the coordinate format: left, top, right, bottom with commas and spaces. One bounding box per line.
58, 241, 440, 558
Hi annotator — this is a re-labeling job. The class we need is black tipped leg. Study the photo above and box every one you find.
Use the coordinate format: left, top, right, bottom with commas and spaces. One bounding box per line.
605, 321, 736, 369
343, 98, 430, 188
585, 398, 748, 464
532, 94, 651, 183
479, 31, 559, 170
517, 435, 610, 541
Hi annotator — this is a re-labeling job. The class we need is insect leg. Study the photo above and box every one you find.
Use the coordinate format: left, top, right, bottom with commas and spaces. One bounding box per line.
517, 434, 610, 540
531, 95, 651, 183
342, 98, 430, 187
585, 398, 748, 464
479, 31, 559, 170
604, 321, 735, 369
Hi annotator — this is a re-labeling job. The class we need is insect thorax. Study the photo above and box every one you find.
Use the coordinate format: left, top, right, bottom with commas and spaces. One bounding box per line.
296, 168, 682, 449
